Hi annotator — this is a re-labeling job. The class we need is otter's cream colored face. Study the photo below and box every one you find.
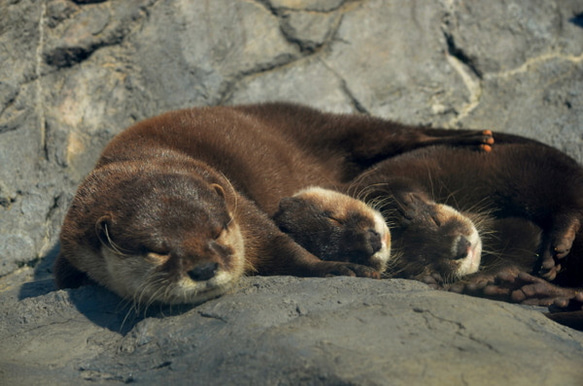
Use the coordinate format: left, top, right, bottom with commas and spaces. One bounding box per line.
387, 199, 483, 282
100, 219, 246, 305
436, 204, 482, 277
291, 187, 392, 272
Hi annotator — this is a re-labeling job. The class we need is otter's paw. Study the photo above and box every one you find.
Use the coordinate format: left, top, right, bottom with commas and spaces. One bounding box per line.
318, 261, 381, 279
478, 130, 495, 152
428, 129, 494, 152
451, 267, 526, 301
419, 273, 446, 290
504, 272, 578, 306
539, 216, 581, 280
452, 273, 499, 294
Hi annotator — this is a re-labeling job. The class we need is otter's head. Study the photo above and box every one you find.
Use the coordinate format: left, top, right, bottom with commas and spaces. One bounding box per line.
273, 187, 391, 272
59, 161, 246, 305
384, 192, 482, 282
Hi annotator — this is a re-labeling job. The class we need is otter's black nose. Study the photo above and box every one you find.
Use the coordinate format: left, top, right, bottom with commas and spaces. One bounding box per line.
188, 262, 219, 281
454, 236, 471, 260
367, 229, 382, 253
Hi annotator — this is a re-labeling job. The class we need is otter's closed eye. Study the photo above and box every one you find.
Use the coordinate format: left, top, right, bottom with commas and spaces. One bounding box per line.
324, 211, 344, 225
213, 223, 230, 240
143, 245, 169, 256
145, 250, 170, 264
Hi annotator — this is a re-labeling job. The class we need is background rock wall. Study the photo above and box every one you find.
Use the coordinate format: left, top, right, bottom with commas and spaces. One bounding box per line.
1, 0, 582, 275
1, 0, 582, 384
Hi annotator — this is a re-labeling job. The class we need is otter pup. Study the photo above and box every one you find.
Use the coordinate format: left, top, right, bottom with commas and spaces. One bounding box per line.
353, 138, 583, 286
55, 103, 493, 305
273, 187, 391, 272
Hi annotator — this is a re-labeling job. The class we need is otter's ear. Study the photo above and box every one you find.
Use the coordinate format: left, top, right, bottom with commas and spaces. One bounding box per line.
210, 183, 225, 199
95, 214, 113, 247
394, 192, 428, 220
278, 197, 306, 212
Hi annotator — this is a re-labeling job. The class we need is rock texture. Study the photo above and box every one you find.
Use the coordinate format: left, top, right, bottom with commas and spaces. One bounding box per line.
2, 275, 583, 385
1, 0, 582, 383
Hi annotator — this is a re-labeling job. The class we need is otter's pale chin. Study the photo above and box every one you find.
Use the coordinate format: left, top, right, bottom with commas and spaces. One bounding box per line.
164, 272, 239, 305
370, 210, 392, 273
101, 251, 243, 305
456, 231, 482, 277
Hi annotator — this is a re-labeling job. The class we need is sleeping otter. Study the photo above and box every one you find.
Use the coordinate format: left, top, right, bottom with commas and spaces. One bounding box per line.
55, 103, 493, 305
274, 137, 583, 307
273, 187, 391, 272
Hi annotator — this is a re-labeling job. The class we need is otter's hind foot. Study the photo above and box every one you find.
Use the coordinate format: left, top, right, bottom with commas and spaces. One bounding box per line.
433, 130, 494, 152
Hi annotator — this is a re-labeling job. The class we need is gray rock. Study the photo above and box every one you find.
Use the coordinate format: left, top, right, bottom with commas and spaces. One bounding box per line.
1, 274, 582, 385
1, 0, 582, 382
226, 57, 358, 113
266, 0, 348, 12
442, 0, 583, 74
279, 10, 342, 52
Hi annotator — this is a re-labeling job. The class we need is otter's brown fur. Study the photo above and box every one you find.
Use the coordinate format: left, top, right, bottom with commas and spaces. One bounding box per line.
56, 103, 493, 305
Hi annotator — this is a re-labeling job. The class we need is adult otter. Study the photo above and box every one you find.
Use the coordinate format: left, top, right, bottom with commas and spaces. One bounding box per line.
274, 138, 583, 307
55, 103, 493, 305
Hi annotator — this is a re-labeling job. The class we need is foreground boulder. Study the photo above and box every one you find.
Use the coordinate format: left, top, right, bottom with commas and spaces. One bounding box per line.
1, 272, 582, 384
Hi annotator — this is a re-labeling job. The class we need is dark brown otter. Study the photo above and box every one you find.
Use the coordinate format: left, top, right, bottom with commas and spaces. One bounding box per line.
353, 137, 583, 285
273, 187, 391, 272
55, 103, 493, 305
274, 136, 583, 308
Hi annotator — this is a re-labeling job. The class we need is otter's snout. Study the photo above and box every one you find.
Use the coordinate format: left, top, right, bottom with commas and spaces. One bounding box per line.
453, 235, 472, 260
367, 229, 382, 254
188, 262, 219, 281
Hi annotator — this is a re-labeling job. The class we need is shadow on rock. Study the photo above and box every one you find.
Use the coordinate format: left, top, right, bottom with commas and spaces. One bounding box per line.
63, 284, 198, 335
570, 13, 583, 28
18, 243, 61, 301
18, 242, 196, 335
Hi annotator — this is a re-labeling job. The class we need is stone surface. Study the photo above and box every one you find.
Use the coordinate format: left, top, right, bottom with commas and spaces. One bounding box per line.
1, 0, 582, 383
1, 274, 582, 385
